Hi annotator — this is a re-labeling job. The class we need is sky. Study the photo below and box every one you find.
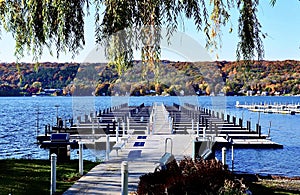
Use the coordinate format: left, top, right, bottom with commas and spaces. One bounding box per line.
0, 0, 300, 63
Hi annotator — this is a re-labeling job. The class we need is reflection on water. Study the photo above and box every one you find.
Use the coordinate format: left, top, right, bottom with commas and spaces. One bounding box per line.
0, 96, 300, 177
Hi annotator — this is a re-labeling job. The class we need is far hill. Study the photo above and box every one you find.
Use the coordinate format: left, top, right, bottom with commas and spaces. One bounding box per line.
0, 60, 299, 96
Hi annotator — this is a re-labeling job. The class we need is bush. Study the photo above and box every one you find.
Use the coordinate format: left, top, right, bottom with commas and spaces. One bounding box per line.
137, 157, 241, 195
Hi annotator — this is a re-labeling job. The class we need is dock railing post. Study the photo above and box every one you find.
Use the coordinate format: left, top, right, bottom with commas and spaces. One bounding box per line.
222, 147, 226, 166
79, 142, 83, 175
122, 122, 125, 137
121, 161, 128, 195
116, 125, 119, 143
92, 118, 95, 134
106, 135, 110, 161
50, 153, 57, 195
127, 117, 130, 134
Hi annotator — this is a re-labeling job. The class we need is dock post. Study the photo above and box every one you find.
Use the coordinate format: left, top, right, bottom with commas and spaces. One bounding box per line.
221, 113, 224, 120
209, 120, 212, 132
50, 153, 57, 195
106, 135, 110, 161
79, 142, 83, 175
191, 119, 194, 134
44, 125, 48, 136
122, 122, 125, 136
127, 117, 130, 133
232, 116, 236, 125
89, 112, 93, 122
92, 119, 95, 134
239, 118, 243, 128
247, 121, 251, 132
222, 147, 226, 166
256, 124, 260, 135
214, 123, 218, 136
116, 126, 119, 142
121, 161, 128, 195
196, 122, 199, 137
268, 121, 271, 137
231, 145, 234, 172
64, 119, 67, 129
227, 114, 230, 123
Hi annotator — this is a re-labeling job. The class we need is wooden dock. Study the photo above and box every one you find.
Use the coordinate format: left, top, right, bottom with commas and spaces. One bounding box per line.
35, 102, 284, 193
49, 102, 284, 194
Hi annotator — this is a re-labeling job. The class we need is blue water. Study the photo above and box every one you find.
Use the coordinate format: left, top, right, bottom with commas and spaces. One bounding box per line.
0, 96, 300, 177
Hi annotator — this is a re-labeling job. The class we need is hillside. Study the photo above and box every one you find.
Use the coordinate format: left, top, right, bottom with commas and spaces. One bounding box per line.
0, 60, 299, 96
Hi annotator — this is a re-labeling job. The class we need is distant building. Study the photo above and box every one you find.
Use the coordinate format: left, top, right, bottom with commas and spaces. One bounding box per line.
274, 91, 281, 96
246, 90, 254, 96
261, 91, 269, 96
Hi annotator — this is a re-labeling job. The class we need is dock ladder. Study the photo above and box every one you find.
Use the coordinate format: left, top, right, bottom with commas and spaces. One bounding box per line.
155, 138, 175, 171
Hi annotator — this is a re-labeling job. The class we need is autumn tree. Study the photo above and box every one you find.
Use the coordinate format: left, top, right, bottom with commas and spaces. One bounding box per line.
0, 0, 276, 72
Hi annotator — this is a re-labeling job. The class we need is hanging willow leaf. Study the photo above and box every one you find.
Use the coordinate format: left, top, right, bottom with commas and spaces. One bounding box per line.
0, 0, 278, 64
0, 0, 88, 61
236, 0, 264, 61
270, 0, 276, 6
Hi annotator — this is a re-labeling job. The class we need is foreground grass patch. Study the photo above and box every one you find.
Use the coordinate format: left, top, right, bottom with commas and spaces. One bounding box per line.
0, 159, 99, 195
249, 179, 300, 195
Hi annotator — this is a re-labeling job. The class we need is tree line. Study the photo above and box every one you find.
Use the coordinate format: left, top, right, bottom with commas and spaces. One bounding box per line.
0, 60, 299, 96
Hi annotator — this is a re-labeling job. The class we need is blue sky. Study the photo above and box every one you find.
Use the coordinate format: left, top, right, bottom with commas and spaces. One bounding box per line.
0, 1, 300, 63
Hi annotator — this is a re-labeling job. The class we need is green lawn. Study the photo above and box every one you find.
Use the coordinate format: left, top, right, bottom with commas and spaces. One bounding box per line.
0, 159, 99, 195
1, 159, 299, 195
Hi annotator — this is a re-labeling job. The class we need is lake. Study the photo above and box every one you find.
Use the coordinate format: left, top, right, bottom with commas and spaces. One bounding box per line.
1, 96, 300, 177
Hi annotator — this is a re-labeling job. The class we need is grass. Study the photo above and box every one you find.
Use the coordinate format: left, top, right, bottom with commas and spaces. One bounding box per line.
0, 159, 99, 195
236, 174, 300, 195
1, 159, 299, 195
248, 180, 300, 195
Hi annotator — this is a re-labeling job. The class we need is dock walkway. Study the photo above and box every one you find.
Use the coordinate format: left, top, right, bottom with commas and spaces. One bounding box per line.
152, 103, 171, 134
64, 134, 194, 194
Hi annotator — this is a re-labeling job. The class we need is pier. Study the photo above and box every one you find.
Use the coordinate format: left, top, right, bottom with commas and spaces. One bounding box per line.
236, 101, 300, 115
37, 102, 283, 194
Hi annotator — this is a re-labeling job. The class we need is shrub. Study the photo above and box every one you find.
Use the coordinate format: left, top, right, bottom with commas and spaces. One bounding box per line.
137, 157, 243, 195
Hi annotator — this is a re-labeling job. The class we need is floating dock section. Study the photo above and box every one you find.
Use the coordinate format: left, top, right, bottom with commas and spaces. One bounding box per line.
37, 102, 283, 161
